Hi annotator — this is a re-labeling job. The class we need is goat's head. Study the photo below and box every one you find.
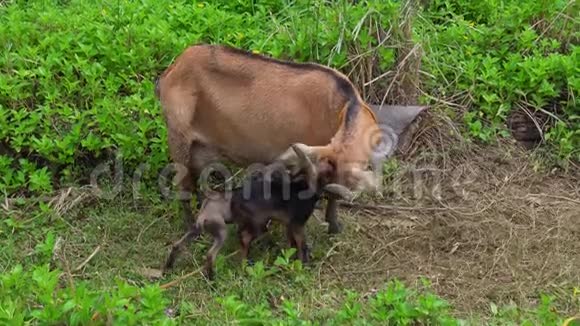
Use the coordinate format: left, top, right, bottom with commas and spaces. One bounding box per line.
278, 143, 377, 194
288, 144, 354, 201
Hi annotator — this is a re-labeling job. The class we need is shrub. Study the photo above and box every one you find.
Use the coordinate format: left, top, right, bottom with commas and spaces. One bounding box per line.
0, 0, 398, 195
1, 0, 577, 195
216, 279, 460, 325
419, 0, 579, 162
0, 263, 174, 325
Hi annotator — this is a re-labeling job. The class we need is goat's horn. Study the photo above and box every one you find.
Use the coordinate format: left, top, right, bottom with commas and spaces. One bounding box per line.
276, 143, 321, 163
323, 184, 354, 200
291, 143, 317, 186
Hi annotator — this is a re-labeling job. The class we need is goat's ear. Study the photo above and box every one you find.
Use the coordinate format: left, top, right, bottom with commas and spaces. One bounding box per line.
323, 184, 354, 201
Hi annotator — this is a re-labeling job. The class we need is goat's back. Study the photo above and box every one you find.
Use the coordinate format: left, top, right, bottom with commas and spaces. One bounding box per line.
156, 44, 361, 164
230, 172, 321, 226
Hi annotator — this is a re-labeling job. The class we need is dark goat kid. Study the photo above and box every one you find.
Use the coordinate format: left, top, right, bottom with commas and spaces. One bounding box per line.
163, 145, 353, 280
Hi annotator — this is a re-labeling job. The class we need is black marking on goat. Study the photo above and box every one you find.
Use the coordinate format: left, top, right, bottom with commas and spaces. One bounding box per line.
203, 44, 361, 130
343, 100, 359, 132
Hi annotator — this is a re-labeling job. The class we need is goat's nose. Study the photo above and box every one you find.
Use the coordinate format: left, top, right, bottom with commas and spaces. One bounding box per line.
341, 172, 359, 188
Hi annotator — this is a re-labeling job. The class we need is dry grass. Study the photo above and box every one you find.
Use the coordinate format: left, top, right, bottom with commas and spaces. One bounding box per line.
320, 4, 579, 315
342, 0, 423, 108
313, 116, 580, 315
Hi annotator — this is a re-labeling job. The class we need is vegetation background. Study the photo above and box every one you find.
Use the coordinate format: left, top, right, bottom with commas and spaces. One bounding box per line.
0, 0, 578, 325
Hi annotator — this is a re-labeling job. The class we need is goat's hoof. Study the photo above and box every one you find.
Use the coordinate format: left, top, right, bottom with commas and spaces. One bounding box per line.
327, 222, 343, 234
163, 260, 175, 273
203, 268, 215, 281
301, 247, 311, 264
183, 223, 195, 233
246, 258, 255, 266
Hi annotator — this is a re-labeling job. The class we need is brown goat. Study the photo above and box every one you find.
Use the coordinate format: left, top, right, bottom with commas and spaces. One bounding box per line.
163, 144, 353, 280
155, 43, 380, 234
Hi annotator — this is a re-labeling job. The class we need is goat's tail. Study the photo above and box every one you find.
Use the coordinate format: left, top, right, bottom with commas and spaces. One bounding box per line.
154, 61, 179, 100
154, 76, 161, 99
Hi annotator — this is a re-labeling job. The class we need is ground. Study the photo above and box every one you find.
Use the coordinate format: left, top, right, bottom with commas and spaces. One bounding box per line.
2, 115, 579, 324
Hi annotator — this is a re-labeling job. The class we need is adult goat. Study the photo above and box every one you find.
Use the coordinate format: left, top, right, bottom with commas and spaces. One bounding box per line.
155, 44, 381, 234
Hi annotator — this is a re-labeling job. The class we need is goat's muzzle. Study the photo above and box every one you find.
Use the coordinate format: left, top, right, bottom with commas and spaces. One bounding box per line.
323, 184, 354, 201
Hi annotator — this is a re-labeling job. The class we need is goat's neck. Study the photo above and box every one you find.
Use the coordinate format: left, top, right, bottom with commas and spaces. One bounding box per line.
329, 106, 378, 165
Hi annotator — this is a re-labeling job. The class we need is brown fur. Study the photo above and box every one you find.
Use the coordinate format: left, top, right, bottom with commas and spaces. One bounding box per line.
156, 43, 380, 233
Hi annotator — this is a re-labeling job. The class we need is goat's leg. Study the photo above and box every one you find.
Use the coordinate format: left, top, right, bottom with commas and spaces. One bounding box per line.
286, 224, 297, 248
163, 224, 202, 272
325, 196, 342, 234
162, 91, 204, 229
288, 223, 309, 263
174, 165, 196, 230
238, 227, 257, 263
191, 168, 203, 211
167, 132, 196, 230
191, 142, 225, 210
203, 220, 227, 281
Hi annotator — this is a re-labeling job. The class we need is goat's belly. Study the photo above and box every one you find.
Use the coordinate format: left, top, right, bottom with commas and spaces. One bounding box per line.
227, 131, 324, 164
193, 93, 340, 164
199, 119, 331, 165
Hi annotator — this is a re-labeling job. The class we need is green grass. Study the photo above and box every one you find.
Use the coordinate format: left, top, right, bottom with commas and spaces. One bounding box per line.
1, 185, 577, 325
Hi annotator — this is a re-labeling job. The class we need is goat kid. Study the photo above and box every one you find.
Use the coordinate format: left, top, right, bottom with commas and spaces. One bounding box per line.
163, 144, 353, 280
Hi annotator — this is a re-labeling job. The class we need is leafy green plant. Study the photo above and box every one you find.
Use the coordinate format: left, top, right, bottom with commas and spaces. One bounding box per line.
2, 0, 575, 196
33, 231, 56, 261
0, 264, 174, 325
245, 260, 277, 281
419, 0, 579, 163
0, 0, 400, 195
215, 279, 461, 325
486, 295, 567, 326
